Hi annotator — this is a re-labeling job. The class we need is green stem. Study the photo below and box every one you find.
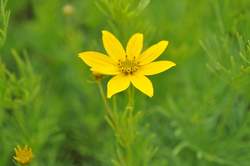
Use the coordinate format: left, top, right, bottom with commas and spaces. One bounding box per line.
97, 83, 137, 166
97, 81, 116, 126
127, 86, 134, 112
14, 110, 30, 142
20, 164, 27, 166
124, 86, 136, 166
127, 145, 133, 166
112, 95, 117, 112
97, 81, 109, 112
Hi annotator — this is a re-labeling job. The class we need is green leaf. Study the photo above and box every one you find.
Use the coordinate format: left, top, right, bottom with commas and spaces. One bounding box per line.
136, 0, 150, 13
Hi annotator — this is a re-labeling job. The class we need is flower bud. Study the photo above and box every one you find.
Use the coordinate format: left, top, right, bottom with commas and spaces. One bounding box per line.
63, 4, 75, 16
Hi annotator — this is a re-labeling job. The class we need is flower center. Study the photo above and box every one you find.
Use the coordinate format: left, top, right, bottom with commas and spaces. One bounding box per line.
118, 58, 139, 75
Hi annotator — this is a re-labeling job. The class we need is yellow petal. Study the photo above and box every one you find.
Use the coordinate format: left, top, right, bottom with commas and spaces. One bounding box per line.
138, 40, 169, 65
102, 30, 126, 61
78, 51, 119, 75
107, 74, 130, 98
126, 33, 143, 60
130, 74, 153, 97
140, 61, 176, 75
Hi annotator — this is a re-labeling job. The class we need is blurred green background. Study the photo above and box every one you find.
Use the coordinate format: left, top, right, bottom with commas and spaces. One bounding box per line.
0, 0, 250, 165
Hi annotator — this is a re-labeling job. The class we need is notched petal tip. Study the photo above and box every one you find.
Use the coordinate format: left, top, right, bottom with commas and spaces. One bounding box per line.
145, 90, 154, 98
135, 33, 144, 41
133, 33, 144, 41
102, 30, 110, 35
161, 40, 169, 47
78, 53, 89, 63
78, 52, 83, 57
169, 61, 176, 67
148, 88, 154, 97
146, 90, 154, 98
107, 93, 112, 98
134, 32, 143, 37
78, 52, 87, 59
102, 30, 111, 39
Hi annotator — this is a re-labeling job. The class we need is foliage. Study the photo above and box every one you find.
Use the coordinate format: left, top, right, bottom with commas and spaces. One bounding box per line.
0, 0, 10, 48
0, 0, 250, 166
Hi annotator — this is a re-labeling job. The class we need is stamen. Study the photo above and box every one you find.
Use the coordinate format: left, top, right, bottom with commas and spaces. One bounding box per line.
118, 56, 139, 75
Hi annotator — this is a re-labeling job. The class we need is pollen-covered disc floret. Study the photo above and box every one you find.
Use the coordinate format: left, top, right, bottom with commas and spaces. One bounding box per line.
118, 57, 139, 75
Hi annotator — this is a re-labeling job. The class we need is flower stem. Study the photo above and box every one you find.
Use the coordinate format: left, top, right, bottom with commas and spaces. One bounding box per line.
127, 86, 134, 112
13, 110, 30, 142
97, 81, 109, 111
112, 95, 117, 112
97, 82, 138, 166
97, 81, 116, 127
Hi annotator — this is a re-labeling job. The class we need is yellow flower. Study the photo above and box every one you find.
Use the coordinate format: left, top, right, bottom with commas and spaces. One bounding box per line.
13, 145, 33, 165
79, 31, 176, 98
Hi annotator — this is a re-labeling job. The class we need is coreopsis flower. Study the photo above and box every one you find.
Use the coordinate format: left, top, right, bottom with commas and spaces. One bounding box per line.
13, 145, 33, 165
79, 31, 176, 98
